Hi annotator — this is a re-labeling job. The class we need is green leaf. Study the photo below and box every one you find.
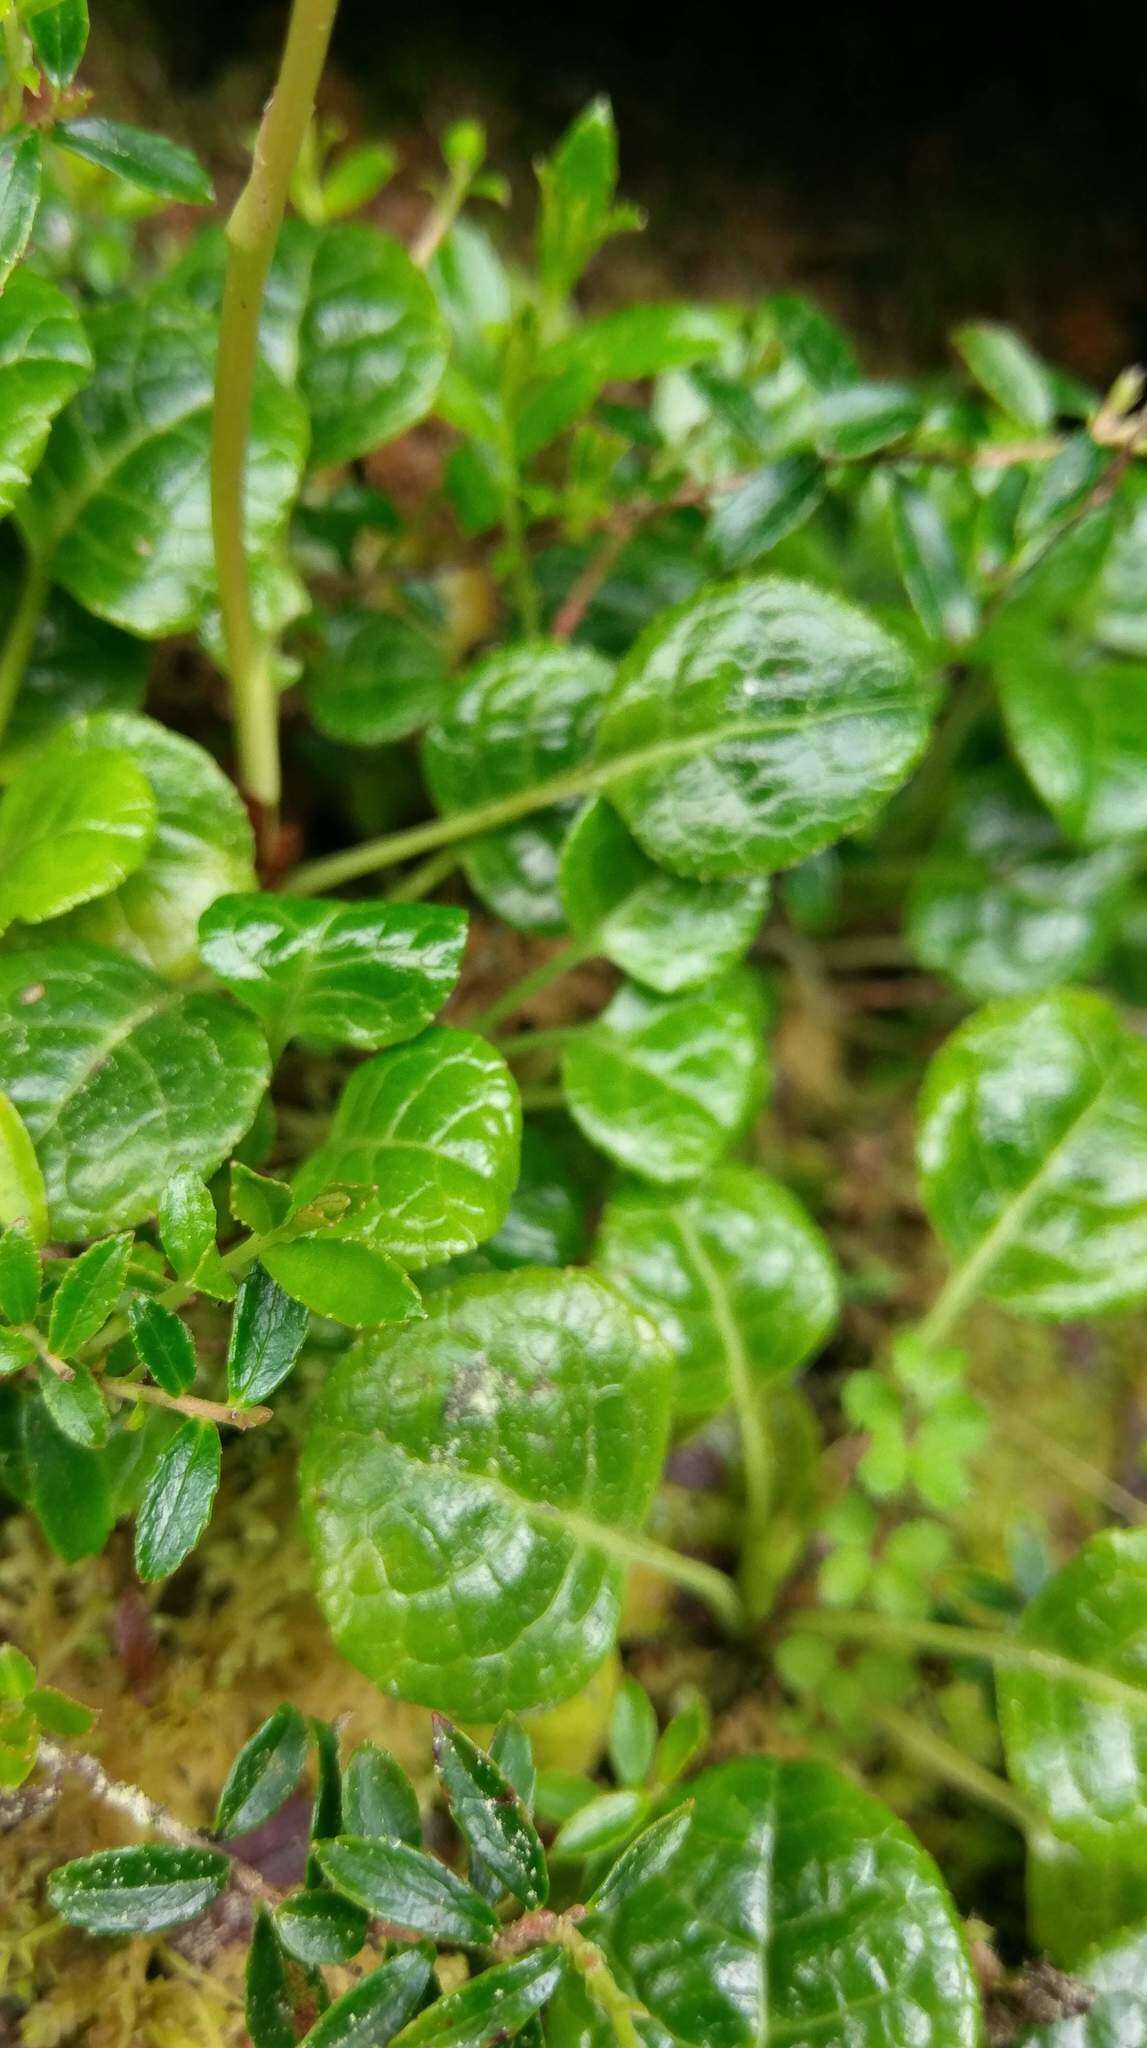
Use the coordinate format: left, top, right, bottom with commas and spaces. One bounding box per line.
215, 1703, 310, 1838
563, 971, 769, 1185
537, 96, 638, 302
907, 766, 1134, 999
291, 224, 448, 464
263, 1233, 422, 1330
226, 1266, 309, 1405
707, 457, 825, 570
954, 321, 1056, 429
0, 1094, 47, 1243
653, 1692, 711, 1787
22, 0, 89, 85
230, 1164, 294, 1236
27, 1682, 95, 1736
342, 1743, 422, 1847
54, 119, 214, 204
199, 895, 467, 1055
432, 1717, 548, 1907
0, 271, 92, 517
246, 1908, 295, 2048
303, 1947, 434, 2048
583, 1758, 979, 2046
813, 381, 921, 459
889, 480, 980, 645
19, 299, 306, 639
998, 1530, 1147, 1962
0, 581, 149, 776
595, 577, 931, 877
998, 652, 1147, 847
23, 1395, 111, 1560
390, 1948, 564, 2048
134, 1418, 220, 1580
0, 1643, 35, 1701
305, 609, 449, 747
559, 797, 769, 994
48, 1234, 132, 1354
316, 1836, 497, 1945
1016, 1919, 1147, 2044
0, 741, 155, 933
40, 1359, 107, 1450
551, 1786, 650, 1859
608, 1677, 657, 1788
768, 292, 859, 390
158, 1166, 218, 1284
47, 1844, 228, 1934
423, 1121, 589, 1284
301, 1269, 672, 1718
292, 1030, 521, 1271
0, 1328, 36, 1374
0, 131, 42, 291
128, 1302, 195, 1400
587, 1804, 695, 1910
424, 644, 613, 933
275, 1888, 369, 1967
918, 988, 1147, 1317
595, 1165, 838, 1419
0, 944, 268, 1237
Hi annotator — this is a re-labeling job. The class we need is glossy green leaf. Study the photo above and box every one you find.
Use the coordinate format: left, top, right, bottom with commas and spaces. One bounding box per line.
918, 988, 1147, 1317
0, 741, 155, 933
134, 1418, 220, 1580
954, 321, 1056, 429
301, 1268, 672, 1718
0, 1331, 34, 1378
305, 610, 449, 748
38, 712, 255, 980
0, 944, 268, 1237
425, 643, 614, 933
390, 1948, 564, 2048
342, 1742, 422, 1847
226, 1266, 309, 1406
293, 224, 448, 463
316, 1835, 497, 1945
0, 131, 41, 291
889, 480, 980, 645
595, 577, 931, 877
550, 1786, 650, 1859
39, 1357, 106, 1449
246, 1908, 295, 2048
0, 270, 92, 517
596, 1164, 838, 1419
215, 1702, 310, 1838
1017, 1920, 1147, 2045
907, 766, 1134, 999
0, 581, 149, 773
48, 1234, 131, 1354
303, 1947, 434, 2048
708, 457, 825, 570
608, 1677, 658, 1788
199, 894, 467, 1055
275, 1888, 369, 1967
587, 1804, 695, 1911
230, 1164, 294, 1236
563, 971, 769, 1184
263, 1232, 422, 1330
293, 1030, 521, 1271
432, 1717, 548, 1906
0, 1221, 40, 1321
559, 797, 769, 993
768, 292, 859, 389
54, 118, 214, 204
583, 1757, 979, 2046
22, 0, 89, 85
23, 1394, 111, 1560
47, 1844, 228, 1934
19, 299, 306, 639
157, 1166, 218, 1284
0, 1095, 47, 1243
536, 96, 637, 302
422, 1121, 590, 1285
128, 1297, 196, 1397
999, 652, 1147, 847
653, 1692, 711, 1788
813, 380, 921, 458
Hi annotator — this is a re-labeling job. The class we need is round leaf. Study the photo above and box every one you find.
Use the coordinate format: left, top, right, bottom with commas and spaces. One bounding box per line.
424, 643, 614, 932
0, 269, 91, 517
563, 970, 770, 1184
0, 943, 269, 1236
594, 577, 931, 877
295, 225, 448, 464
596, 1164, 839, 1419
301, 1268, 672, 1718
306, 609, 449, 747
559, 797, 769, 993
917, 988, 1147, 1318
0, 742, 155, 932
999, 651, 1147, 847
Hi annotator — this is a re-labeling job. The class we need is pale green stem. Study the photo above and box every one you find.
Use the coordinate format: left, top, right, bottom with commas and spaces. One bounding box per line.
0, 546, 47, 748
496, 393, 540, 637
516, 1084, 566, 1113
102, 1379, 271, 1431
211, 0, 340, 814
493, 1022, 582, 1059
803, 1608, 1147, 1715
557, 1513, 744, 1634
873, 1703, 1040, 1835
468, 939, 590, 1036
2, 5, 26, 127
410, 162, 471, 269
386, 848, 462, 903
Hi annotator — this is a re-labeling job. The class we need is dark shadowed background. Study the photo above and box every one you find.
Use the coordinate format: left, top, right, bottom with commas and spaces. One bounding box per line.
105, 1, 1145, 379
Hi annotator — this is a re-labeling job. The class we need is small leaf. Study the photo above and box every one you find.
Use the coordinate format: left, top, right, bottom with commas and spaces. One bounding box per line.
392, 1949, 564, 2048
129, 1297, 196, 1396
0, 131, 42, 291
54, 118, 214, 203
23, 1395, 111, 1561
26, 1683, 95, 1736
342, 1743, 422, 1847
550, 1787, 650, 1860
230, 1163, 294, 1235
954, 321, 1056, 429
275, 1888, 369, 1966
586, 1804, 695, 1912
652, 1691, 710, 1787
889, 480, 980, 645
47, 1844, 228, 1934
263, 1233, 421, 1330
537, 96, 637, 301
707, 456, 825, 570
158, 1166, 218, 1283
432, 1717, 548, 1907
0, 1328, 35, 1375
490, 1716, 535, 1811
813, 380, 921, 459
40, 1359, 107, 1450
304, 1947, 434, 2048
0, 742, 155, 933
316, 1836, 497, 1946
246, 1908, 295, 2048
0, 1219, 40, 1321
998, 650, 1147, 848
226, 1265, 309, 1405
308, 1714, 342, 1848
0, 1643, 35, 1701
134, 1419, 220, 1581
305, 610, 448, 748
22, 0, 89, 86
48, 1235, 132, 1355
216, 1703, 310, 1838
607, 1677, 657, 1788
0, 1094, 47, 1244
0, 270, 92, 519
